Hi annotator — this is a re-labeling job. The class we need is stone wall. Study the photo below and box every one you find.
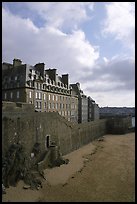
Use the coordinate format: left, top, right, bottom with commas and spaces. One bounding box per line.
2, 102, 132, 164
2, 110, 107, 159
71, 119, 106, 152
106, 116, 132, 134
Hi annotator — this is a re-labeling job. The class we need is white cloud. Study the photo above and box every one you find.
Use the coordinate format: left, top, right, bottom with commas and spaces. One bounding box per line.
79, 55, 135, 107
2, 7, 99, 83
103, 2, 135, 55
66, 30, 99, 67
25, 2, 94, 30
103, 57, 109, 64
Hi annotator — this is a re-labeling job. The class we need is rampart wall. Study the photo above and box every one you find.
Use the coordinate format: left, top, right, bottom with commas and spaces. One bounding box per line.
2, 102, 132, 161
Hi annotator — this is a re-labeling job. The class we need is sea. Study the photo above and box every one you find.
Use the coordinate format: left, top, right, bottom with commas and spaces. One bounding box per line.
132, 117, 135, 127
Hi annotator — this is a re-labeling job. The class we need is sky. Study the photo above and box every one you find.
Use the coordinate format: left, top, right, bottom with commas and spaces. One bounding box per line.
2, 2, 135, 107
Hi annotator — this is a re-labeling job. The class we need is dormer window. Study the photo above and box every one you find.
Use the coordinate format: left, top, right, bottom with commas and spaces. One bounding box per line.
28, 73, 31, 78
43, 84, 46, 90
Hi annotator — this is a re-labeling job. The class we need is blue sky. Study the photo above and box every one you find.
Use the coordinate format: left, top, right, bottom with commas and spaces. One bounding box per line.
2, 2, 135, 107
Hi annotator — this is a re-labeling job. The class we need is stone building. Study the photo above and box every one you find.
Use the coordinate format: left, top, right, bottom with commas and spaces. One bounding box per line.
70, 83, 88, 123
88, 96, 99, 121
2, 59, 78, 122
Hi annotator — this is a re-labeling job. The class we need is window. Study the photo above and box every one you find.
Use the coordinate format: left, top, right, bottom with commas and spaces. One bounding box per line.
56, 103, 58, 109
44, 102, 46, 109
56, 95, 58, 101
44, 94, 46, 100
17, 91, 19, 98
49, 103, 51, 109
53, 95, 55, 101
40, 84, 42, 90
10, 92, 13, 99
15, 76, 17, 80
29, 91, 32, 98
39, 102, 42, 109
35, 101, 38, 108
71, 103, 74, 109
30, 81, 33, 87
36, 92, 38, 99
36, 83, 39, 89
4, 92, 7, 99
49, 94, 51, 100
43, 84, 45, 90
39, 92, 42, 99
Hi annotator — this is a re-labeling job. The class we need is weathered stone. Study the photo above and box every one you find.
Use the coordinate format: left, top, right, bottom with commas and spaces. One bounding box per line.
23, 185, 31, 189
2, 184, 6, 194
98, 138, 104, 141
2, 143, 44, 190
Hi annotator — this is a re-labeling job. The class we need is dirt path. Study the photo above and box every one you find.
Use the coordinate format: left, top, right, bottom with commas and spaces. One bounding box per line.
2, 133, 135, 202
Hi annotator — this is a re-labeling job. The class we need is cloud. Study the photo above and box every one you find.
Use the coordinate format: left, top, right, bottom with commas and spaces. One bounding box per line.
2, 7, 99, 83
103, 2, 135, 55
103, 57, 109, 64
80, 56, 135, 93
76, 51, 135, 107
24, 2, 94, 30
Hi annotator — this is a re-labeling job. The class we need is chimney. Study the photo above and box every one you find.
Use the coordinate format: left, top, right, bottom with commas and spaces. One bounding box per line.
35, 63, 45, 77
76, 82, 80, 89
46, 69, 57, 82
13, 59, 22, 67
62, 74, 69, 86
